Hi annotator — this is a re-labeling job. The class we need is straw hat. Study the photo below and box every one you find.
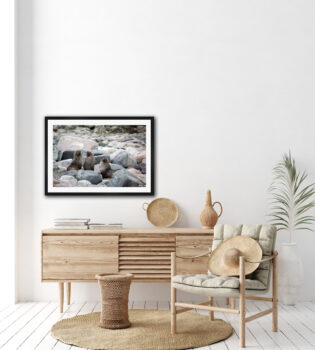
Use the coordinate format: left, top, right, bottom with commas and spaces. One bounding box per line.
208, 236, 262, 276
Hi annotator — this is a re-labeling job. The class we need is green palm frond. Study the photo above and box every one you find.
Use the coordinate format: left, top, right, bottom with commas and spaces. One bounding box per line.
268, 151, 315, 242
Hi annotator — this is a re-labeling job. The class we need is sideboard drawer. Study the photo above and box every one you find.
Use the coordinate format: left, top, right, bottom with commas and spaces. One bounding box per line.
42, 236, 118, 280
175, 236, 212, 275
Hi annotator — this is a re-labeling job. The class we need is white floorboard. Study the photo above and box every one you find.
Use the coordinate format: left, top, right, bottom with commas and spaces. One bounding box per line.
0, 301, 314, 349
3, 303, 56, 349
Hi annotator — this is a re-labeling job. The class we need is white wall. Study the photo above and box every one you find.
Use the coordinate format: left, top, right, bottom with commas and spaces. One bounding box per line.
17, 0, 315, 302
0, 0, 16, 303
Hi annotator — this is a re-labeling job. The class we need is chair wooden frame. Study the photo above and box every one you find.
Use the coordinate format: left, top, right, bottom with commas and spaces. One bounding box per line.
171, 250, 278, 348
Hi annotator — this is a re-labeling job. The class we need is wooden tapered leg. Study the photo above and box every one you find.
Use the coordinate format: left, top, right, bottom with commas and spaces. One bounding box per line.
66, 282, 71, 305
239, 256, 246, 348
272, 251, 278, 332
231, 297, 236, 309
59, 282, 64, 313
209, 297, 214, 320
225, 297, 229, 305
171, 285, 176, 334
171, 252, 176, 334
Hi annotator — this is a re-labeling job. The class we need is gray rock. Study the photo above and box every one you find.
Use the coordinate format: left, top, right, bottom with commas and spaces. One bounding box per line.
97, 179, 110, 187
53, 169, 67, 180
94, 125, 108, 134
126, 147, 138, 156
91, 150, 106, 155
59, 175, 78, 187
110, 150, 122, 161
66, 170, 103, 185
61, 150, 74, 160
53, 149, 62, 161
137, 174, 146, 183
111, 151, 137, 168
127, 167, 142, 175
77, 180, 92, 187
94, 164, 100, 173
106, 169, 145, 187
97, 146, 118, 155
110, 163, 123, 171
126, 168, 146, 183
57, 135, 98, 151
54, 159, 72, 168
134, 151, 146, 163
94, 163, 123, 173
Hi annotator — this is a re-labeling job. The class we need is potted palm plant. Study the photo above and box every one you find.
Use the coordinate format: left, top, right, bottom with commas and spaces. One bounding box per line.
268, 152, 315, 305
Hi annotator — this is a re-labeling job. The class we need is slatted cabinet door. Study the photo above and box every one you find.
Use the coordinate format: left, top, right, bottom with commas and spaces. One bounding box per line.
42, 235, 118, 280
175, 236, 212, 275
118, 236, 175, 281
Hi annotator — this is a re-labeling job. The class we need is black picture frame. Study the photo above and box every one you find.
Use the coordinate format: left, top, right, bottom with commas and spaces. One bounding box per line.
45, 116, 155, 195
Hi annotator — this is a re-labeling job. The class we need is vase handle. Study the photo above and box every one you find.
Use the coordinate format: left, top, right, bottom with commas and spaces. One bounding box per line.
213, 201, 223, 218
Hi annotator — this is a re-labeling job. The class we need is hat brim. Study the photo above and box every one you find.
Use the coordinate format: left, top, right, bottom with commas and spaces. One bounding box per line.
208, 236, 262, 276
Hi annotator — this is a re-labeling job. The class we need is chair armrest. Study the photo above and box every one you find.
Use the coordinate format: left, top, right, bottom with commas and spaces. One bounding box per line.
245, 251, 278, 264
171, 250, 211, 277
175, 250, 212, 260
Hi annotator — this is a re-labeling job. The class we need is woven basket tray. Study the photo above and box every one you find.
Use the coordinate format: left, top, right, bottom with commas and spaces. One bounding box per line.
142, 198, 179, 227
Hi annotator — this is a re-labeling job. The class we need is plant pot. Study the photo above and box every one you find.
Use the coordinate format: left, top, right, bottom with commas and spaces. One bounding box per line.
278, 243, 304, 305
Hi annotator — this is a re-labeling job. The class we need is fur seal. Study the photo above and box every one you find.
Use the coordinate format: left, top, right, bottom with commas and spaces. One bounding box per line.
83, 151, 95, 170
67, 150, 82, 170
99, 157, 115, 178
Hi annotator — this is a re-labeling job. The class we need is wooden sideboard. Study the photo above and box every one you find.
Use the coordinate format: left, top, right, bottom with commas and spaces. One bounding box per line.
41, 228, 213, 312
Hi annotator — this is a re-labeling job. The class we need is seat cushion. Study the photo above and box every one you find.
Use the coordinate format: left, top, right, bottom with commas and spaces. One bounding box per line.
172, 274, 267, 290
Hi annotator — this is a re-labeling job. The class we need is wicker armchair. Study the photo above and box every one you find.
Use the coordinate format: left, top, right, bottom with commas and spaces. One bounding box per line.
171, 224, 278, 348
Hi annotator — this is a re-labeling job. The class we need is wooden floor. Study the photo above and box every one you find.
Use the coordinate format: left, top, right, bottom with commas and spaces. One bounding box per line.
0, 299, 314, 349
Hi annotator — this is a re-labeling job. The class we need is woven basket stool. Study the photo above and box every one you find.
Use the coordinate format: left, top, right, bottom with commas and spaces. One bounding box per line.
96, 273, 133, 329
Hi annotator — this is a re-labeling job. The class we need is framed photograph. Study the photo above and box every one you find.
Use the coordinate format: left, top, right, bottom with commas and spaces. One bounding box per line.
45, 116, 154, 195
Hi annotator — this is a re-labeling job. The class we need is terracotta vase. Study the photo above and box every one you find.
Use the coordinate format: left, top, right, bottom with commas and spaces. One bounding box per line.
200, 190, 223, 229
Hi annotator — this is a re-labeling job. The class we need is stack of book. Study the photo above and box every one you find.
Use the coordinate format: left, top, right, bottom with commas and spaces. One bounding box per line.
54, 218, 90, 230
89, 223, 123, 230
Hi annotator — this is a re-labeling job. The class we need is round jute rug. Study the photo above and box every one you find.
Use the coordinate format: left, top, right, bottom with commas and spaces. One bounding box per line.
51, 310, 233, 350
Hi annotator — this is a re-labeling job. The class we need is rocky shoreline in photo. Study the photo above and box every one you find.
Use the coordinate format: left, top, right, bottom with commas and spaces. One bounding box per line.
53, 125, 146, 187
